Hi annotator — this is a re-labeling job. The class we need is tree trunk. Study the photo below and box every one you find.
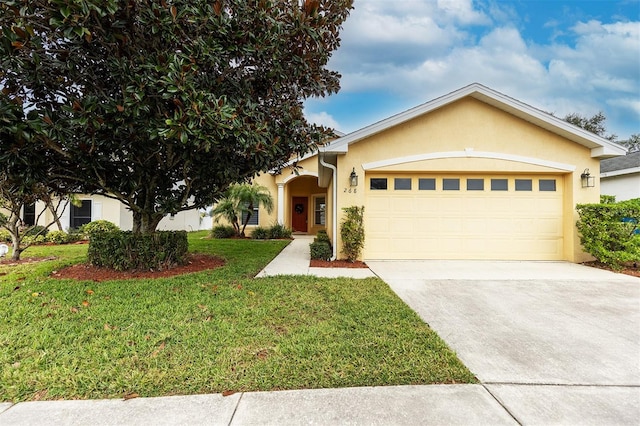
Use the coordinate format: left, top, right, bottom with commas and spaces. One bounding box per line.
132, 210, 165, 234
46, 200, 64, 231
11, 238, 23, 261
8, 219, 23, 261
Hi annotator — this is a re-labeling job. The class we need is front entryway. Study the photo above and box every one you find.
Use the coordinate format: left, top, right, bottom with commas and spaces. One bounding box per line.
291, 196, 308, 232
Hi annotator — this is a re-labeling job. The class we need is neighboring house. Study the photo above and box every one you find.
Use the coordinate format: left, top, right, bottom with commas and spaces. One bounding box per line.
600, 152, 640, 201
249, 83, 625, 262
22, 194, 206, 232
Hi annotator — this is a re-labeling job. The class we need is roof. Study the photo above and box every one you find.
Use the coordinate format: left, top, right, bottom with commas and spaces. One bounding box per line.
600, 151, 640, 177
320, 83, 626, 159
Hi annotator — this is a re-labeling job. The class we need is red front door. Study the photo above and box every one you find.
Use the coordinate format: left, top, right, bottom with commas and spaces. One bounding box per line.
291, 197, 308, 232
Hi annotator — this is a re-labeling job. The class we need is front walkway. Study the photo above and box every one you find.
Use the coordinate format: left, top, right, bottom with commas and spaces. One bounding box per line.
255, 235, 376, 279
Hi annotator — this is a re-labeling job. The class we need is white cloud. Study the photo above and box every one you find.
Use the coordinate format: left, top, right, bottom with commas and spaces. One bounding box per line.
437, 0, 491, 25
305, 111, 341, 130
326, 2, 640, 137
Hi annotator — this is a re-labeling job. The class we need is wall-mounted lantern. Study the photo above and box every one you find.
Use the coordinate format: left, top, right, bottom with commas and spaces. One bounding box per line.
580, 168, 595, 188
349, 167, 358, 187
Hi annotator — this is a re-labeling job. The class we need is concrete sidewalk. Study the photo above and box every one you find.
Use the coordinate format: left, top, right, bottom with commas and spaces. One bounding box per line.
255, 234, 375, 279
0, 385, 521, 425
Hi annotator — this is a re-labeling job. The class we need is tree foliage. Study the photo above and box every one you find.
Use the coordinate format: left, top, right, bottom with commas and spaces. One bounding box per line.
1, 0, 353, 233
0, 93, 71, 260
619, 134, 640, 153
564, 112, 617, 141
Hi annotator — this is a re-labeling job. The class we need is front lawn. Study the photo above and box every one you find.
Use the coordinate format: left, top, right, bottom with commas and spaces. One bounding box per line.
0, 232, 475, 402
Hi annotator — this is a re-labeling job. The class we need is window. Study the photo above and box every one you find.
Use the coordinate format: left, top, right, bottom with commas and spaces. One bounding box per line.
515, 179, 533, 191
467, 179, 484, 191
443, 178, 460, 191
241, 204, 259, 226
418, 178, 436, 190
370, 178, 388, 190
314, 196, 326, 226
394, 178, 411, 190
491, 179, 508, 191
70, 200, 92, 229
539, 179, 557, 191
23, 203, 36, 226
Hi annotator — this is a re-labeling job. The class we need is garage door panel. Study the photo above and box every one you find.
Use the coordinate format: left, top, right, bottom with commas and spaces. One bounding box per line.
365, 174, 564, 260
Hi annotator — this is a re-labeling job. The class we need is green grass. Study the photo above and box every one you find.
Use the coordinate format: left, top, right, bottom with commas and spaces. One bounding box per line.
0, 231, 476, 402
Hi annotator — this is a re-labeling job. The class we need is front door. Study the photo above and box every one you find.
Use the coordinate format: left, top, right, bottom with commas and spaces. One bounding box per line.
291, 197, 308, 232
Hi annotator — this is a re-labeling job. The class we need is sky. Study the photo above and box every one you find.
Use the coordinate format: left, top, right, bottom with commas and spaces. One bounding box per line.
304, 0, 640, 141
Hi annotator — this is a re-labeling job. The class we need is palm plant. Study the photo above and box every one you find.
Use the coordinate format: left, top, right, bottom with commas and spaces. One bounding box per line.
211, 184, 274, 237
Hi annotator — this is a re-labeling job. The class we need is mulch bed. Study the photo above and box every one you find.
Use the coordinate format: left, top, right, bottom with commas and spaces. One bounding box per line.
310, 259, 369, 268
50, 254, 225, 282
582, 261, 640, 278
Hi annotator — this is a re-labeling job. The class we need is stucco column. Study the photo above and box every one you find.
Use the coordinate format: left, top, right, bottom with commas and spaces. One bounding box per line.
277, 183, 285, 224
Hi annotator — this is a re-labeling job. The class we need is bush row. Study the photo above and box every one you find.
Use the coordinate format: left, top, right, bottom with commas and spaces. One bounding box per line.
0, 220, 120, 245
88, 230, 188, 271
210, 223, 292, 240
576, 197, 640, 269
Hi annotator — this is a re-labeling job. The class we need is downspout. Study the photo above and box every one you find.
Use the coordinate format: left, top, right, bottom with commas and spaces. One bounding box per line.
319, 152, 338, 261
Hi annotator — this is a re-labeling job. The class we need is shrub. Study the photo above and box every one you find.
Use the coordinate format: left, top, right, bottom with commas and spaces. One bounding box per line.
22, 234, 47, 246
310, 241, 332, 261
340, 206, 365, 262
87, 230, 188, 271
251, 226, 269, 240
79, 220, 119, 239
211, 225, 236, 239
46, 230, 71, 244
600, 195, 616, 204
267, 223, 292, 239
576, 198, 640, 269
24, 225, 48, 237
0, 230, 10, 243
315, 229, 331, 245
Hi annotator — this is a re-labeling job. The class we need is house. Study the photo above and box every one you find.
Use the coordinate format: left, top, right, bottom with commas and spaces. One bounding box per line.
600, 152, 640, 201
21, 194, 206, 232
248, 83, 625, 262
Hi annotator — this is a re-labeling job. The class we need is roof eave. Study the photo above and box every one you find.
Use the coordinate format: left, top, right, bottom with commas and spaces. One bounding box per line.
322, 83, 627, 158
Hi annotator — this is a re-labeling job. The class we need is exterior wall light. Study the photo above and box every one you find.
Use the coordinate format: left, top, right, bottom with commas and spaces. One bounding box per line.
349, 168, 358, 187
581, 168, 595, 188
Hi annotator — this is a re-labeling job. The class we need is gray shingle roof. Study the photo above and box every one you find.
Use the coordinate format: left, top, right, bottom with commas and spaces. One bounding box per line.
600, 151, 640, 173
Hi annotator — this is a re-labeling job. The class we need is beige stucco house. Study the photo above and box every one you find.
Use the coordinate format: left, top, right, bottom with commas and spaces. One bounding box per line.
19, 194, 205, 232
248, 83, 625, 262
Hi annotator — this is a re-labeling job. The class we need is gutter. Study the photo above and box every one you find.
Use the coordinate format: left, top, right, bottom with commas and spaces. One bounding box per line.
318, 152, 338, 261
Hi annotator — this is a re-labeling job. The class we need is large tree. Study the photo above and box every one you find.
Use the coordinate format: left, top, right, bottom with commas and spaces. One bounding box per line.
0, 94, 70, 260
0, 0, 352, 233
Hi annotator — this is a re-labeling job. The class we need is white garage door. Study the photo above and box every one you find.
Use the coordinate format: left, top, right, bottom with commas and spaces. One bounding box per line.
365, 174, 564, 260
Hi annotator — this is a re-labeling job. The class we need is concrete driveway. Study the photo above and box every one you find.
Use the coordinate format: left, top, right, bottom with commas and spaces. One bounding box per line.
367, 260, 640, 425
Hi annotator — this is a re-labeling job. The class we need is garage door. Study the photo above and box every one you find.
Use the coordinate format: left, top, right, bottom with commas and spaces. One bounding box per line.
365, 174, 564, 260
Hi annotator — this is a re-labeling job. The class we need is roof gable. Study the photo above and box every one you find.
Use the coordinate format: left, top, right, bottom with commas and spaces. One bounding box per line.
321, 83, 626, 159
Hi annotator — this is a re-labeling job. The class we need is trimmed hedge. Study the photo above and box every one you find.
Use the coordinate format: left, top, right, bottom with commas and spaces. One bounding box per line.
250, 223, 293, 240
88, 230, 188, 271
310, 241, 332, 261
310, 230, 333, 260
211, 225, 236, 239
576, 198, 640, 269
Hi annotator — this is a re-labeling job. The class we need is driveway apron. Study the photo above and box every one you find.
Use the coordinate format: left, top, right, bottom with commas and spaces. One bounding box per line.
367, 260, 640, 425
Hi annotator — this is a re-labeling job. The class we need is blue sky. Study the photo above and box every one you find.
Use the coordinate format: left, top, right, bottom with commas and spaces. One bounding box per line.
304, 0, 640, 141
